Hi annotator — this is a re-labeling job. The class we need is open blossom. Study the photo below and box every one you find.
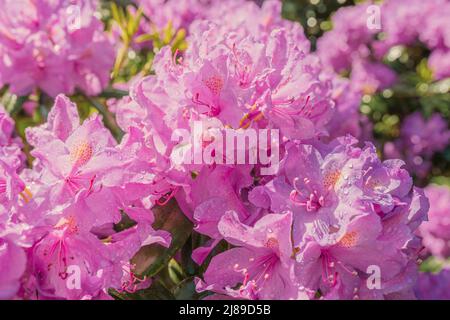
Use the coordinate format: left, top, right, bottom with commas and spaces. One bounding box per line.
0, 105, 24, 168
349, 60, 397, 95
0, 0, 114, 97
124, 4, 333, 193
196, 211, 307, 300
136, 0, 211, 31
428, 49, 450, 80
378, 0, 449, 54
197, 136, 428, 300
324, 76, 372, 142
24, 95, 125, 221
0, 233, 27, 299
316, 2, 377, 73
418, 185, 450, 259
4, 95, 171, 299
0, 0, 444, 301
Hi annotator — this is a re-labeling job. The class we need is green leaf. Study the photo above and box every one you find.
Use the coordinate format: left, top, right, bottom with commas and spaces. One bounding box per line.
109, 280, 175, 300
127, 7, 143, 37
131, 199, 193, 277
168, 258, 185, 285
419, 256, 448, 273
173, 278, 199, 300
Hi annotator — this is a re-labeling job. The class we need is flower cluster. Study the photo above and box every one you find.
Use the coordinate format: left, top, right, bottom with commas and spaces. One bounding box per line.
379, 0, 450, 80
418, 185, 450, 260
0, 0, 114, 97
316, 2, 397, 94
118, 0, 330, 191
115, 0, 427, 300
1, 0, 448, 301
136, 0, 210, 31
195, 137, 428, 299
317, 0, 450, 83
317, 0, 450, 178
1, 95, 171, 299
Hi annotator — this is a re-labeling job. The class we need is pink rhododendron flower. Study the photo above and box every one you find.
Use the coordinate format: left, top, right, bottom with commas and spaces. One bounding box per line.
418, 185, 450, 259
0, 0, 444, 301
0, 0, 114, 97
0, 105, 24, 168
124, 3, 333, 196
379, 0, 449, 53
316, 2, 377, 73
428, 49, 450, 80
0, 235, 26, 299
197, 136, 428, 300
349, 60, 397, 95
196, 211, 307, 300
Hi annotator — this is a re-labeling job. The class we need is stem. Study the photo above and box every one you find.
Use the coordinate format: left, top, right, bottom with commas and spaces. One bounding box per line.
79, 92, 124, 140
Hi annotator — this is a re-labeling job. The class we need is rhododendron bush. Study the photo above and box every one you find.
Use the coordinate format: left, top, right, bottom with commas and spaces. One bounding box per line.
0, 0, 449, 300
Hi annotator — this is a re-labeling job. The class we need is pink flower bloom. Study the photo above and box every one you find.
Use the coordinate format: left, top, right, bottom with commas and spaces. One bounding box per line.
0, 236, 26, 299
428, 49, 450, 80
0, 105, 23, 168
244, 136, 427, 299
350, 60, 397, 95
0, 159, 25, 222
26, 203, 167, 299
418, 185, 450, 259
378, 0, 448, 53
197, 211, 307, 300
25, 95, 124, 214
30, 219, 116, 299
316, 3, 377, 73
0, 0, 114, 97
127, 8, 333, 195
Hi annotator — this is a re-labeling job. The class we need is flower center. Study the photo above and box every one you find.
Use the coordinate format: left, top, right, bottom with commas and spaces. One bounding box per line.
323, 170, 341, 190
203, 76, 224, 96
70, 140, 93, 166
265, 237, 279, 249
55, 215, 79, 235
337, 231, 358, 248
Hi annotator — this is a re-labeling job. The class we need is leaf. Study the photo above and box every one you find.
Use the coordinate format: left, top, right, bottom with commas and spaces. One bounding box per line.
110, 2, 125, 29
127, 7, 143, 37
173, 278, 199, 300
419, 256, 448, 273
168, 258, 185, 285
135, 33, 158, 44
131, 199, 193, 277
109, 280, 175, 300
163, 21, 174, 45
